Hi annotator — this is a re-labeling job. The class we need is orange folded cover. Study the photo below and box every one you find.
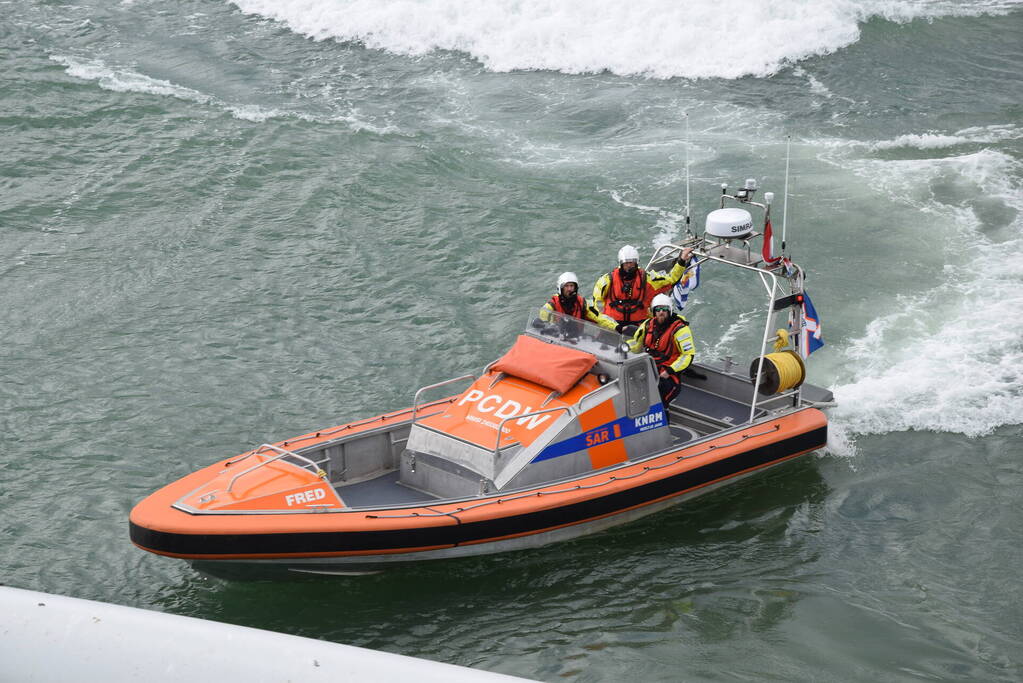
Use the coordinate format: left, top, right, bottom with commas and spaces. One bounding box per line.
491, 335, 597, 395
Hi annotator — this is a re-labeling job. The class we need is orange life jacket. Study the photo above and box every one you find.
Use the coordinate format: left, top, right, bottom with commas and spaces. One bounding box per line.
603, 267, 650, 323
549, 294, 586, 318
644, 316, 687, 368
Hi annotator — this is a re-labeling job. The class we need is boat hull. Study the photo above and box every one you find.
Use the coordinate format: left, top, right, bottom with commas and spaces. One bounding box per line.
130, 408, 826, 570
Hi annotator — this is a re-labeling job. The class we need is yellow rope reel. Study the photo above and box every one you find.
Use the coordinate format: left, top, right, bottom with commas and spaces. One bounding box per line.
750, 347, 806, 395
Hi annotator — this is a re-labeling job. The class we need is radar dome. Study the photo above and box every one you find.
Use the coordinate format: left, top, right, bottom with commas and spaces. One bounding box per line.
705, 208, 754, 239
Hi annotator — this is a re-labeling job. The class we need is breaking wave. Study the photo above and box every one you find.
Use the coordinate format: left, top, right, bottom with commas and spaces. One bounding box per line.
231, 0, 1021, 79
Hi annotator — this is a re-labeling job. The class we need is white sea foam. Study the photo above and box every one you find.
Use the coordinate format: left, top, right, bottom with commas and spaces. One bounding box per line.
604, 188, 688, 251
827, 149, 1023, 454
805, 74, 834, 99
223, 104, 284, 122
605, 189, 664, 217
870, 125, 1023, 151
708, 311, 760, 360
875, 134, 981, 150
793, 66, 834, 99
50, 55, 399, 133
50, 55, 211, 103
231, 0, 1021, 79
650, 212, 686, 250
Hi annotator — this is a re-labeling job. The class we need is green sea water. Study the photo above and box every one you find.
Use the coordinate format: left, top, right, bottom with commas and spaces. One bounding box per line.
2, 1, 1022, 680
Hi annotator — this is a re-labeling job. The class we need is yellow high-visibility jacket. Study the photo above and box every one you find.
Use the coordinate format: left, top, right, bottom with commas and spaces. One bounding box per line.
540, 295, 619, 331
627, 315, 696, 374
592, 261, 689, 322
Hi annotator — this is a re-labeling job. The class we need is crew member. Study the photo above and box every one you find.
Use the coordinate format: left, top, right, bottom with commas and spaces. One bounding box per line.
628, 293, 696, 406
593, 245, 694, 329
542, 272, 618, 331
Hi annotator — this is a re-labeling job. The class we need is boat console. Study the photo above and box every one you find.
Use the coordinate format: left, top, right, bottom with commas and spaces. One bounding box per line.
399, 310, 673, 498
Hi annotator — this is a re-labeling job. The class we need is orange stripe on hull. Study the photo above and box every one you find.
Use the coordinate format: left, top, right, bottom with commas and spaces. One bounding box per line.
579, 399, 628, 469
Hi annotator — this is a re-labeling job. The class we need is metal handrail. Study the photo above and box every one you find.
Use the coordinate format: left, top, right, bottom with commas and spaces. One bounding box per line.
750, 266, 782, 423
647, 243, 677, 268
647, 239, 700, 269
223, 397, 459, 467
225, 443, 326, 494
411, 374, 475, 424
224, 447, 263, 468
648, 244, 793, 425
687, 251, 789, 423
647, 246, 711, 294
576, 379, 618, 412
493, 405, 573, 453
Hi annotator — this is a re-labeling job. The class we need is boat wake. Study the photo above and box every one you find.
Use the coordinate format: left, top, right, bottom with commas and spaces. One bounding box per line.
826, 148, 1023, 455
609, 138, 1022, 457
231, 0, 1020, 79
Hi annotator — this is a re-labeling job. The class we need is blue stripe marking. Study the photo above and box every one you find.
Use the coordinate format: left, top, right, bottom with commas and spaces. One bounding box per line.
531, 404, 667, 463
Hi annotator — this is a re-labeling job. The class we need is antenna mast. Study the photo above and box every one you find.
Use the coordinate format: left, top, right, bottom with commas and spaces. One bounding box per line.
684, 111, 692, 237
781, 135, 791, 254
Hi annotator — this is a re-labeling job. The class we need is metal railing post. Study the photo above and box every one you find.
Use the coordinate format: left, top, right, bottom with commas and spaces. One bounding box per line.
225, 443, 327, 494
411, 374, 476, 425
750, 269, 781, 423
493, 406, 573, 454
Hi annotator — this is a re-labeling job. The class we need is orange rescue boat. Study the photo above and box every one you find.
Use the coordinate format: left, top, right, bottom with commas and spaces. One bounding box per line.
131, 188, 833, 574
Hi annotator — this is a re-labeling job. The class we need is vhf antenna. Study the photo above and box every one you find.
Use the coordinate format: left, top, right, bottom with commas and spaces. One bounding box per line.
781, 135, 791, 255
683, 111, 692, 238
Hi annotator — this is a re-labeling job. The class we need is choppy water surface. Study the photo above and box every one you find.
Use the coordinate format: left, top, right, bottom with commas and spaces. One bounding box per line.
2, 1, 1021, 680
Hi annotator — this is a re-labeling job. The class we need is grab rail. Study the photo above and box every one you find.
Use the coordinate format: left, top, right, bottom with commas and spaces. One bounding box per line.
411, 374, 476, 425
493, 406, 573, 453
648, 243, 683, 267
225, 443, 326, 494
576, 380, 617, 413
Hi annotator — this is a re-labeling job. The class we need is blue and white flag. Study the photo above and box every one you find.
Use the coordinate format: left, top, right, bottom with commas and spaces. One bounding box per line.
671, 262, 701, 312
799, 292, 824, 358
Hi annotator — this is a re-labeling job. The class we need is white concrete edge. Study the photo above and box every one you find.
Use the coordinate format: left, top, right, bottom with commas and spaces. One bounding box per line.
0, 586, 537, 682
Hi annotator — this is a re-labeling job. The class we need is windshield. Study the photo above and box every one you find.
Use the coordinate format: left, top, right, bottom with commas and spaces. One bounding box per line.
524, 307, 627, 358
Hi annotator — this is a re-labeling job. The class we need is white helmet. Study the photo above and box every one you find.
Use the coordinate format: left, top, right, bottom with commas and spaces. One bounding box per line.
617, 245, 640, 264
556, 271, 579, 294
651, 293, 674, 312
